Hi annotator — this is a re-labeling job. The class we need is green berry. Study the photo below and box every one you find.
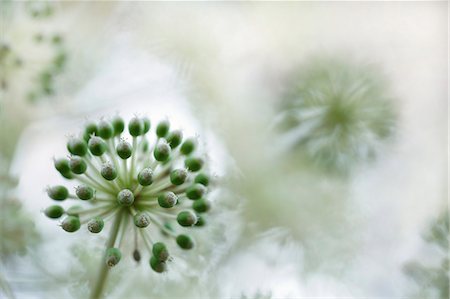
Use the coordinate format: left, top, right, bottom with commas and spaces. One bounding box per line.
194, 173, 209, 186
61, 216, 81, 233
195, 215, 206, 227
149, 256, 166, 273
134, 212, 150, 228
170, 169, 187, 185
142, 117, 151, 134
176, 234, 194, 250
44, 205, 64, 219
186, 184, 206, 200
193, 198, 211, 213
87, 217, 104, 233
166, 130, 183, 148
128, 117, 143, 137
154, 142, 170, 162
112, 115, 125, 136
105, 248, 122, 267
152, 242, 169, 262
69, 156, 87, 174
180, 138, 196, 155
83, 121, 97, 142
117, 189, 134, 206
67, 137, 87, 156
116, 140, 132, 159
156, 120, 170, 138
177, 210, 197, 227
88, 136, 107, 156
185, 157, 204, 172
101, 163, 117, 181
75, 185, 94, 200
158, 192, 177, 208
97, 120, 114, 139
138, 168, 153, 186
47, 185, 68, 201
54, 158, 70, 173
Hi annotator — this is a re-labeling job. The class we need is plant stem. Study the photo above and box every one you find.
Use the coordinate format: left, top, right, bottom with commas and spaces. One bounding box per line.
89, 210, 123, 299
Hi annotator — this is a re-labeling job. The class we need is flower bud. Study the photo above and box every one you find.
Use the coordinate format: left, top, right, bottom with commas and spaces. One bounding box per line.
116, 140, 132, 159
177, 210, 197, 227
137, 168, 153, 186
67, 137, 87, 156
154, 141, 170, 162
142, 117, 151, 134
194, 173, 209, 186
180, 138, 196, 155
105, 248, 122, 267
117, 189, 134, 206
176, 234, 194, 250
112, 115, 125, 136
134, 212, 150, 228
47, 185, 68, 201
88, 136, 107, 156
100, 163, 117, 181
75, 185, 94, 200
61, 216, 81, 232
192, 198, 211, 213
69, 156, 87, 174
44, 205, 64, 219
87, 217, 104, 233
156, 120, 170, 138
152, 242, 169, 262
185, 157, 204, 172
166, 130, 183, 149
186, 183, 206, 200
158, 192, 177, 208
128, 117, 143, 137
97, 120, 114, 139
83, 121, 97, 142
170, 169, 187, 186
54, 157, 70, 173
149, 256, 166, 273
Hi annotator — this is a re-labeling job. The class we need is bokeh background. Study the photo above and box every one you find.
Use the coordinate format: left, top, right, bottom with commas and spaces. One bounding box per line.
0, 1, 448, 298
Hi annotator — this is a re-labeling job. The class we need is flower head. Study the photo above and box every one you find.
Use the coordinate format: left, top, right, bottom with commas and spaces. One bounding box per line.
44, 116, 212, 273
277, 57, 397, 174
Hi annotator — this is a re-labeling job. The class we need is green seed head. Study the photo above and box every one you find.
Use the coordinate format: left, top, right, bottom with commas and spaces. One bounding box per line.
185, 157, 204, 172
149, 255, 167, 273
100, 163, 117, 181
75, 185, 94, 200
87, 217, 104, 233
142, 117, 151, 134
186, 183, 207, 200
177, 210, 197, 227
44, 205, 64, 219
88, 136, 107, 156
112, 115, 125, 136
69, 156, 87, 174
83, 121, 97, 142
116, 139, 132, 160
47, 185, 68, 201
117, 189, 134, 206
134, 212, 150, 228
194, 173, 210, 186
128, 117, 143, 137
176, 234, 194, 250
170, 169, 188, 186
156, 120, 170, 138
97, 120, 114, 139
61, 216, 81, 233
166, 130, 183, 149
67, 137, 87, 156
154, 141, 171, 162
180, 138, 196, 155
158, 192, 178, 208
193, 198, 211, 213
152, 242, 169, 262
54, 157, 70, 173
105, 248, 122, 267
138, 168, 153, 186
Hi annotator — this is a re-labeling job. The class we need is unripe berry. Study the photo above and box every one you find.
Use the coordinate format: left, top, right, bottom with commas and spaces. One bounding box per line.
137, 168, 153, 186
111, 115, 125, 136
105, 248, 121, 267
158, 192, 177, 208
149, 256, 166, 273
194, 173, 209, 186
152, 242, 169, 262
97, 120, 114, 139
193, 198, 211, 213
88, 136, 107, 156
67, 137, 87, 156
134, 212, 150, 228
54, 158, 70, 173
117, 189, 134, 206
116, 140, 132, 160
170, 169, 187, 185
176, 234, 194, 250
177, 210, 197, 227
75, 185, 94, 200
61, 216, 81, 232
154, 142, 170, 162
69, 156, 87, 174
100, 163, 117, 181
185, 157, 203, 172
156, 120, 170, 138
142, 117, 151, 134
87, 217, 104, 233
128, 117, 143, 137
166, 130, 183, 149
47, 185, 68, 201
180, 138, 196, 155
44, 205, 64, 219
195, 215, 206, 227
186, 183, 206, 200
83, 121, 97, 142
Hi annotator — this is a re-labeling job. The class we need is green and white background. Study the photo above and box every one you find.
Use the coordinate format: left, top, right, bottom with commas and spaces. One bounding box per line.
0, 1, 448, 299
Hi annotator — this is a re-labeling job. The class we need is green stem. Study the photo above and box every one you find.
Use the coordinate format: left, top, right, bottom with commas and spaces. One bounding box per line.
89, 210, 123, 299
